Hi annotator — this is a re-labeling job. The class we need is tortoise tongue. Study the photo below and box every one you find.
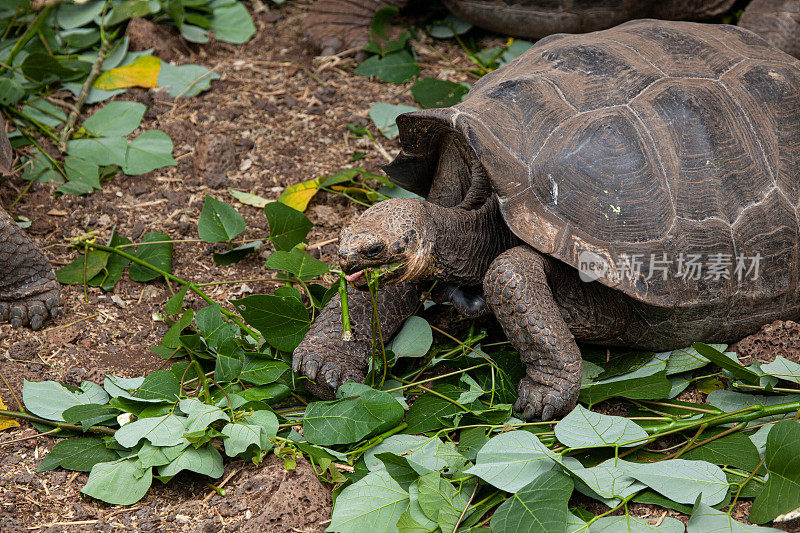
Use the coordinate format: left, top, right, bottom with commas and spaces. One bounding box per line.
345, 270, 364, 283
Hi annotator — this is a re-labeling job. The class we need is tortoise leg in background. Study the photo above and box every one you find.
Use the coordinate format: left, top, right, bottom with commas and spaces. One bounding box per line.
292, 281, 421, 399
304, 0, 407, 55
483, 246, 583, 421
0, 208, 61, 330
739, 0, 800, 58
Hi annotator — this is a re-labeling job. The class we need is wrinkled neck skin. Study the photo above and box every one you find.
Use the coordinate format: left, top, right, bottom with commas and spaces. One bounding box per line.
424, 195, 518, 286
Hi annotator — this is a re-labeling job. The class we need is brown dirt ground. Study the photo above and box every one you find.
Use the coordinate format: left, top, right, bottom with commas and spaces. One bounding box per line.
1, 1, 800, 531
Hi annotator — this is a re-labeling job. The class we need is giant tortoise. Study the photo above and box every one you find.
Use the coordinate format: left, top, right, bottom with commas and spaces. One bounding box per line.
0, 116, 60, 329
293, 19, 800, 420
306, 0, 800, 59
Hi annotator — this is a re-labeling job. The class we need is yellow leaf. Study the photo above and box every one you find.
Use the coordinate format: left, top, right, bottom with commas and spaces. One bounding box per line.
94, 56, 162, 90
278, 177, 323, 212
0, 397, 20, 431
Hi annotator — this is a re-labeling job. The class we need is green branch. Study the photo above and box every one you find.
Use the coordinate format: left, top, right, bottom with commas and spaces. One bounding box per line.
73, 240, 260, 339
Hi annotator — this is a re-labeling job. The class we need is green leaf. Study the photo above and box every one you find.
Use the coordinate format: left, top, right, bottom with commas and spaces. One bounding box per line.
62, 404, 120, 431
179, 398, 230, 433
130, 231, 173, 282
157, 443, 224, 480
264, 201, 313, 251
404, 384, 474, 433
590, 515, 685, 532
137, 441, 189, 468
63, 156, 100, 192
198, 195, 246, 243
114, 414, 188, 448
21, 99, 66, 127
230, 189, 269, 208
265, 248, 329, 281
221, 422, 262, 456
157, 63, 220, 98
213, 241, 261, 265
239, 358, 290, 385
749, 420, 800, 523
365, 434, 465, 474
327, 469, 409, 533
665, 344, 726, 375
81, 459, 153, 505
56, 250, 110, 285
388, 316, 432, 359
465, 430, 558, 492
427, 15, 472, 39
66, 137, 127, 167
682, 429, 762, 472
215, 338, 244, 382
22, 380, 107, 422
38, 437, 119, 472
124, 130, 176, 175
579, 352, 673, 405
83, 101, 146, 137
166, 285, 189, 314
498, 40, 534, 66
417, 473, 473, 531
690, 501, 781, 532
209, 2, 256, 44
489, 471, 573, 533
621, 458, 729, 506
0, 78, 25, 105
133, 369, 181, 402
21, 52, 85, 82
565, 458, 644, 501
57, 1, 106, 29
761, 356, 800, 385
303, 388, 404, 446
369, 102, 419, 139
355, 50, 419, 84
89, 231, 131, 291
693, 342, 760, 384
707, 390, 800, 427
181, 23, 210, 43
410, 78, 468, 108
233, 294, 311, 352
554, 404, 649, 448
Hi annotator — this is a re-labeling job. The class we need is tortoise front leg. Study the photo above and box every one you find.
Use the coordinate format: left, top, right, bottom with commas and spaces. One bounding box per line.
484, 246, 582, 421
292, 281, 421, 399
0, 209, 61, 329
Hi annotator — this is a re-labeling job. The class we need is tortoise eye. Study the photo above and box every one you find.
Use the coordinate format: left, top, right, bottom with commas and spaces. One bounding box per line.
365, 243, 384, 259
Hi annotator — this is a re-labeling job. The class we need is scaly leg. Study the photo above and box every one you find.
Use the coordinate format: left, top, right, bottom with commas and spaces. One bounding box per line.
304, 0, 408, 55
484, 246, 582, 421
293, 281, 421, 399
0, 208, 61, 329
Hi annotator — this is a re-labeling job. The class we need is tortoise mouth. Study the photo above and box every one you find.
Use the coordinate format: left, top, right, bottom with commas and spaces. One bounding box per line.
343, 262, 405, 288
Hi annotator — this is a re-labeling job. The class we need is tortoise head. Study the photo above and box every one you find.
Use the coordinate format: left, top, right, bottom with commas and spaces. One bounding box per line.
338, 199, 435, 288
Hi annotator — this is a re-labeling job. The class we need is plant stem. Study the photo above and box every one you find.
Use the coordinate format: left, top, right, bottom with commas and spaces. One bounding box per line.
338, 273, 352, 341
1, 6, 54, 74
73, 240, 259, 339
0, 409, 116, 436
191, 356, 212, 404
58, 37, 110, 151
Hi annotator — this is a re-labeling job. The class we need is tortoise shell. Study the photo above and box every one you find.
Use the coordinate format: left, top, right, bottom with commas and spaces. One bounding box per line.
385, 20, 800, 309
443, 0, 735, 39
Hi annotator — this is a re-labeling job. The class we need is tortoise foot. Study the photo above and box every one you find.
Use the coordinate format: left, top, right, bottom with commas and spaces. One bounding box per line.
514, 376, 578, 421
0, 277, 61, 330
293, 339, 367, 400
304, 0, 407, 55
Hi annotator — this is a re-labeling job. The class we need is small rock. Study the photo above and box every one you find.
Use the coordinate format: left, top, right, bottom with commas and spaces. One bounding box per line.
175, 514, 191, 524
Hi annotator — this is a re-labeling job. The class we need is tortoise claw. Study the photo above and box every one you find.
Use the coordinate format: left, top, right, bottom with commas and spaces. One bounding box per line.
514, 377, 576, 421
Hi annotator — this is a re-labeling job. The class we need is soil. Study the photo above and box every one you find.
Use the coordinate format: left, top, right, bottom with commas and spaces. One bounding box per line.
0, 1, 798, 531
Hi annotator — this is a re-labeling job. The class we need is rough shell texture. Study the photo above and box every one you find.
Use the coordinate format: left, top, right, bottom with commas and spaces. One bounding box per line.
387, 20, 800, 308
444, 0, 735, 39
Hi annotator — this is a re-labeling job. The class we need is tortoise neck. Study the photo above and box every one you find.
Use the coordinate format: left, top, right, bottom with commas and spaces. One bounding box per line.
426, 196, 517, 285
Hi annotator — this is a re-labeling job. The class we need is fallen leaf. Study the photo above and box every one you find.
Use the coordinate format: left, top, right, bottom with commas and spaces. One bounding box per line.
0, 397, 20, 431
95, 55, 161, 90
